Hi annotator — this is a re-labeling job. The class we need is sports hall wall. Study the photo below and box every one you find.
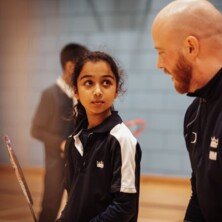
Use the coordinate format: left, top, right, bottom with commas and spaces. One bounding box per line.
0, 0, 221, 177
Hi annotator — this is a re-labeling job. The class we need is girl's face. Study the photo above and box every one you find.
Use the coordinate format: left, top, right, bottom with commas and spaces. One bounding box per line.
75, 60, 118, 123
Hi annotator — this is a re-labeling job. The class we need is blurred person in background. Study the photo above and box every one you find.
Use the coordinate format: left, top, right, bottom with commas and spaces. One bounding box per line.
31, 43, 89, 222
151, 0, 222, 221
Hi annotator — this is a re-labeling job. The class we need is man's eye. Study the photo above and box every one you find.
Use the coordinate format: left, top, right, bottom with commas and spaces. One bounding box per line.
158, 51, 164, 56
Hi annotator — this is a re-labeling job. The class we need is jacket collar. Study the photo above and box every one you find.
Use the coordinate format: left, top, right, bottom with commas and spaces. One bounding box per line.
187, 68, 222, 101
56, 76, 73, 98
73, 111, 122, 136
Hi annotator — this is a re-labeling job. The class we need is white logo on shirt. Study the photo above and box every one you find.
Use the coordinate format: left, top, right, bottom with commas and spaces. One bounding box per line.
210, 137, 219, 148
209, 151, 217, 161
97, 161, 104, 168
191, 132, 197, 144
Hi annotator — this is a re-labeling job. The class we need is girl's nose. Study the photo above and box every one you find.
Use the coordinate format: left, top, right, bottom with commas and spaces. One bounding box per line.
93, 85, 102, 97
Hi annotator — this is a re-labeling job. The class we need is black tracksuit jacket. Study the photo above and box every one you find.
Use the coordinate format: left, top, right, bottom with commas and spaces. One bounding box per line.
184, 68, 222, 222
58, 111, 142, 222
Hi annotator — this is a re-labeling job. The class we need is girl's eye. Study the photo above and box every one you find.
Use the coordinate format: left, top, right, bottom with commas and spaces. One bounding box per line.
103, 80, 111, 86
84, 80, 93, 86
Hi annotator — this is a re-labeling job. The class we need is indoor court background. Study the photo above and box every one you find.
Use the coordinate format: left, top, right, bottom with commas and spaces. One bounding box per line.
0, 0, 221, 221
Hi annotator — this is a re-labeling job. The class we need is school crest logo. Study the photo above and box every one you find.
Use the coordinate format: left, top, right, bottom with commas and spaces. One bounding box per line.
210, 137, 218, 149
209, 151, 217, 161
97, 161, 104, 168
209, 136, 219, 161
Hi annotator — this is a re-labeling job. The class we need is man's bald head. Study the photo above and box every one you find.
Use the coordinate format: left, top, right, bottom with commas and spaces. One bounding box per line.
151, 0, 222, 94
152, 0, 222, 42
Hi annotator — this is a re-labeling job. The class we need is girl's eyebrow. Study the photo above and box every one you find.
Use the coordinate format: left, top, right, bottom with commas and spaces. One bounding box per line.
80, 74, 115, 80
80, 74, 92, 80
102, 74, 115, 79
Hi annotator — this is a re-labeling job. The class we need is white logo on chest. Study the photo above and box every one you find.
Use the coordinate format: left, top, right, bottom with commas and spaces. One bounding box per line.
210, 137, 219, 148
97, 161, 104, 168
209, 151, 217, 161
209, 136, 219, 161
191, 132, 197, 144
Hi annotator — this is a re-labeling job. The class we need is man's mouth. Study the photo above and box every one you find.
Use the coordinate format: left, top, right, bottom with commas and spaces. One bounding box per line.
163, 69, 171, 75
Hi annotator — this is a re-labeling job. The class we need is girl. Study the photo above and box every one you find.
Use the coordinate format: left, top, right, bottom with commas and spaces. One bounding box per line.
58, 51, 142, 222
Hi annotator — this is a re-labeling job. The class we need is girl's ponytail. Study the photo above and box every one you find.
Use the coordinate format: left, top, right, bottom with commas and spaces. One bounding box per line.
73, 102, 87, 125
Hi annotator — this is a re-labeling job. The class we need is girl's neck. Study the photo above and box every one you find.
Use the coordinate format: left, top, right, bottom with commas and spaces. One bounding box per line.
87, 110, 112, 129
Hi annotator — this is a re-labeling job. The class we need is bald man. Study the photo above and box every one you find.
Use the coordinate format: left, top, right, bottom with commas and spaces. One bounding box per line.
151, 0, 222, 222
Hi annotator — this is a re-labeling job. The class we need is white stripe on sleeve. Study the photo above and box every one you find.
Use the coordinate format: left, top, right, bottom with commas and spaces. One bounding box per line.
110, 123, 137, 193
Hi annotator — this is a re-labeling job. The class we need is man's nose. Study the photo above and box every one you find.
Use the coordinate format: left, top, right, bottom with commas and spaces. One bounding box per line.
157, 56, 163, 69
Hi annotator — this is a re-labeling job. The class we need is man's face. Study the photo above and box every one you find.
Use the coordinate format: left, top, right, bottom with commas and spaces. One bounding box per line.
170, 53, 192, 94
64, 61, 75, 86
152, 24, 192, 94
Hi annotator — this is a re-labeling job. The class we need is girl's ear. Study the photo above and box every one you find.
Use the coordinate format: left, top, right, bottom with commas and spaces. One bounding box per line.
114, 90, 118, 99
74, 87, 79, 100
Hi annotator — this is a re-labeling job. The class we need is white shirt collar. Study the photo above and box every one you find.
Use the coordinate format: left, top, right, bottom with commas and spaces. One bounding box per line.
56, 76, 73, 98
56, 76, 77, 105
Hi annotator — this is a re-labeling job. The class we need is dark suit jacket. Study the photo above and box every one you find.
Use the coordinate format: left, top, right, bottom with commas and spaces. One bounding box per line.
31, 84, 75, 156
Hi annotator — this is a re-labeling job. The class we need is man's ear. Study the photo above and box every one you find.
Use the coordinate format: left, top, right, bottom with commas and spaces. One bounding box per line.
183, 36, 199, 59
65, 61, 75, 74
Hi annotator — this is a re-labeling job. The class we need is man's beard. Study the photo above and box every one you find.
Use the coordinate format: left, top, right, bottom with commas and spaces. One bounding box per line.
170, 54, 192, 94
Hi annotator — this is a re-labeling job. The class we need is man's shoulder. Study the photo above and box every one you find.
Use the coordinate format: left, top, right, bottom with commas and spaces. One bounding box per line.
41, 84, 60, 97
43, 83, 58, 93
186, 98, 199, 114
184, 98, 200, 124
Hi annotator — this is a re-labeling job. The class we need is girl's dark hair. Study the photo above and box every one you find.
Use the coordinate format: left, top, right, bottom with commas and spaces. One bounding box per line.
71, 51, 125, 125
